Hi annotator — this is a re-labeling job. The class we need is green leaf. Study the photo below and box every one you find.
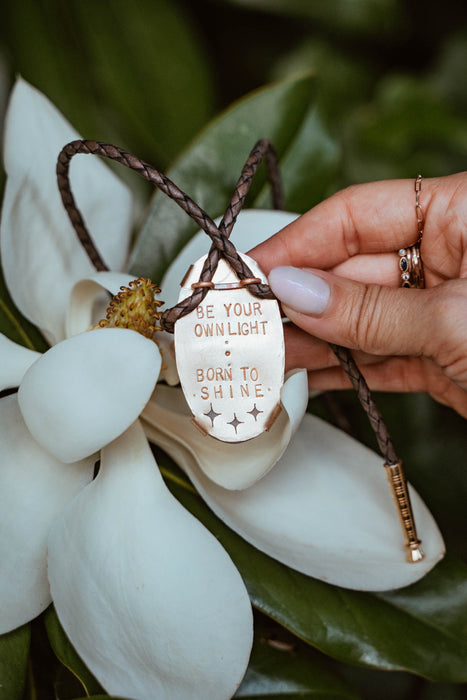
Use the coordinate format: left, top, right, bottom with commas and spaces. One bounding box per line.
236, 614, 360, 699
417, 681, 467, 700
1, 0, 99, 138
1, 0, 214, 167
129, 73, 336, 281
155, 451, 467, 683
44, 606, 104, 698
69, 0, 215, 164
0, 624, 30, 700
0, 266, 48, 352
342, 75, 467, 182
270, 38, 375, 129
252, 104, 340, 213
430, 31, 467, 113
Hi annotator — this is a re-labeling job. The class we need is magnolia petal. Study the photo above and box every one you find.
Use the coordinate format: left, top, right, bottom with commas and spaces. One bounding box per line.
1, 79, 133, 344
0, 333, 41, 390
66, 272, 138, 337
18, 328, 161, 462
145, 413, 445, 591
47, 421, 253, 700
65, 272, 178, 384
161, 210, 298, 308
0, 395, 93, 633
155, 330, 180, 385
142, 370, 308, 490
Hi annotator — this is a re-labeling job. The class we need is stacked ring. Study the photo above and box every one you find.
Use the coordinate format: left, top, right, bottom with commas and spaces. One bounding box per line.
398, 244, 425, 288
398, 175, 426, 289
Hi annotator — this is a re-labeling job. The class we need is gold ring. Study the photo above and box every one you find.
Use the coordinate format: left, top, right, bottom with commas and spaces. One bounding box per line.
398, 244, 425, 288
398, 175, 426, 289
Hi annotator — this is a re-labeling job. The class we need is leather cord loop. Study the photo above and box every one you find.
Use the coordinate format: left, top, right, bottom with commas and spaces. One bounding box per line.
56, 138, 280, 332
56, 137, 399, 466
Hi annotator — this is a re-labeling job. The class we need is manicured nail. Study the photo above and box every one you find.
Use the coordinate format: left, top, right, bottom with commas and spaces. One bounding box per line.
268, 266, 330, 315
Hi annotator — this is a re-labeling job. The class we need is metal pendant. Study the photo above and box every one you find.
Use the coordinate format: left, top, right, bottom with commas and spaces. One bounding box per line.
174, 253, 285, 443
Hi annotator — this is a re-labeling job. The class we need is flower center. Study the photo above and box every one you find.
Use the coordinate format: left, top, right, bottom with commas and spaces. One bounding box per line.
98, 278, 163, 341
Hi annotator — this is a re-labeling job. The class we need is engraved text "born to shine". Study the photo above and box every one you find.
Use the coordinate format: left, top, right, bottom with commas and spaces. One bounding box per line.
196, 366, 264, 401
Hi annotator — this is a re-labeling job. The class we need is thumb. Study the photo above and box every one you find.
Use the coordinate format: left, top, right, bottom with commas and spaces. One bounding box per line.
268, 266, 437, 358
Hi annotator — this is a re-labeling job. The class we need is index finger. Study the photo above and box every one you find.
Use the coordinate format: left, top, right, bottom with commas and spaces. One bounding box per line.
250, 177, 426, 274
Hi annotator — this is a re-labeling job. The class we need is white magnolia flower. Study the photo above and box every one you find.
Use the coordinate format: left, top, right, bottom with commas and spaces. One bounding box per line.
0, 79, 252, 699
0, 79, 446, 698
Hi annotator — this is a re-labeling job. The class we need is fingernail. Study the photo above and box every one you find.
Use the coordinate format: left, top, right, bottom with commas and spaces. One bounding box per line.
268, 266, 330, 314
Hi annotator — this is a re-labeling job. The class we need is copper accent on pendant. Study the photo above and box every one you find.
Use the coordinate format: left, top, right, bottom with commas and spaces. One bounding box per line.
174, 253, 285, 443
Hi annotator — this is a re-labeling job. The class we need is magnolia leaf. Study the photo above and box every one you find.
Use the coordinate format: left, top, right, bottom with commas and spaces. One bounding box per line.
0, 624, 30, 700
156, 451, 467, 683
1, 0, 214, 166
0, 267, 48, 353
52, 664, 98, 700
44, 606, 104, 697
431, 31, 467, 112
344, 75, 467, 182
252, 104, 340, 213
236, 616, 359, 699
1, 1, 99, 139
129, 73, 326, 281
69, 0, 214, 164
270, 38, 374, 130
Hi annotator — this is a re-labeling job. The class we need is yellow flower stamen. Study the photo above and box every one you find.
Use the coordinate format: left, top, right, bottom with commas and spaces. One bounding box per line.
97, 278, 163, 341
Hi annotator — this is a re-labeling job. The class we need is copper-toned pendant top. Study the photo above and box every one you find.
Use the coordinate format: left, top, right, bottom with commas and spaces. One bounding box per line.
174, 253, 285, 443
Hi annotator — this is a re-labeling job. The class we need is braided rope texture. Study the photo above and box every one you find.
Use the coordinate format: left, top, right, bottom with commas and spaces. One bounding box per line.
56, 137, 398, 465
330, 344, 398, 464
57, 139, 279, 331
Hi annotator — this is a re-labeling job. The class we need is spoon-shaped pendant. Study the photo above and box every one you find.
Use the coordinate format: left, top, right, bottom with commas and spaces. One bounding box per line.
174, 253, 284, 443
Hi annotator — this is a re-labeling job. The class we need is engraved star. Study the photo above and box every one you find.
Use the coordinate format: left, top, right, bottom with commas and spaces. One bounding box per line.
247, 403, 263, 421
204, 403, 221, 426
227, 413, 244, 434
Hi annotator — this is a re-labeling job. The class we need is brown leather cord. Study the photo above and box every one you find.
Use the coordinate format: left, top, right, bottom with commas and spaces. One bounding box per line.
56, 139, 278, 323
161, 138, 282, 331
56, 138, 399, 466
330, 344, 398, 463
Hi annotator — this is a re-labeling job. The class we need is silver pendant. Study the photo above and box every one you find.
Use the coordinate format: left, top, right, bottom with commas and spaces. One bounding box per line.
174, 253, 285, 442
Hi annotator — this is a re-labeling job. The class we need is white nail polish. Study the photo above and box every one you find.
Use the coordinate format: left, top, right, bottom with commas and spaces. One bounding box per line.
268, 266, 330, 315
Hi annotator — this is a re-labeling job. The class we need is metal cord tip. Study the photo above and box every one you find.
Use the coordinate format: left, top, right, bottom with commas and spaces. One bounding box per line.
407, 542, 425, 563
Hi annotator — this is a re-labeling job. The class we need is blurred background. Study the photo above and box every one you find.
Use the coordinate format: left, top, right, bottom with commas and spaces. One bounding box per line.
2, 0, 467, 184
0, 1, 466, 698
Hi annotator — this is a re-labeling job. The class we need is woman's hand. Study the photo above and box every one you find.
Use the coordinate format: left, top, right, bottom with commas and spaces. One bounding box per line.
250, 173, 467, 418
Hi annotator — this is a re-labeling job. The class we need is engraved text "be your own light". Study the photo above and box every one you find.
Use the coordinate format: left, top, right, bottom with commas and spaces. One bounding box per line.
194, 302, 268, 338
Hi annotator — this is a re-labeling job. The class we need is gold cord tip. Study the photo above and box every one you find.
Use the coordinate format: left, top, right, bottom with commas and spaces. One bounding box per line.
407, 542, 425, 563
384, 461, 424, 564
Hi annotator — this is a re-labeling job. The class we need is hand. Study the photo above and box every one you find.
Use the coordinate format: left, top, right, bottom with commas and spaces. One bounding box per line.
250, 173, 467, 418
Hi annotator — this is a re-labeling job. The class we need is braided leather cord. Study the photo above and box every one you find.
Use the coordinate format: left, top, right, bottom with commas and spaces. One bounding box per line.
330, 344, 398, 463
161, 139, 281, 331
56, 139, 277, 328
56, 138, 399, 466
